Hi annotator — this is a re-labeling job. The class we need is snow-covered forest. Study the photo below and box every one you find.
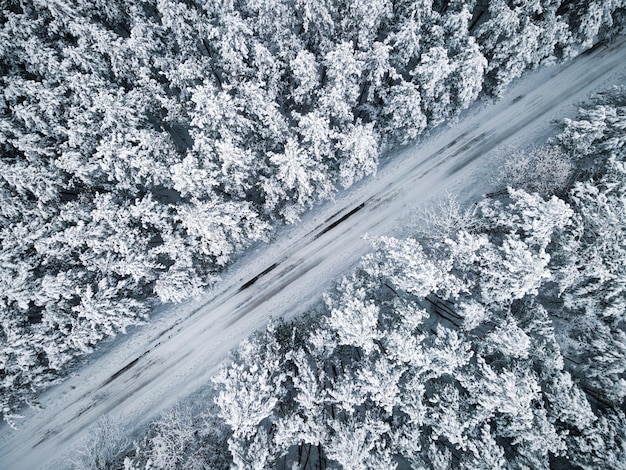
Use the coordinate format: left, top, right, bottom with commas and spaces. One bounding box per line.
2, 0, 625, 428
80, 87, 626, 470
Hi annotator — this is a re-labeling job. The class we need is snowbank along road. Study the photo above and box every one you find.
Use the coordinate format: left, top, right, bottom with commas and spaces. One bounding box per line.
1, 38, 625, 469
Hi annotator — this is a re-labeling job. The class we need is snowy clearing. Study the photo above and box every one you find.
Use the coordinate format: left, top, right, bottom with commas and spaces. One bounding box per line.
1, 38, 625, 470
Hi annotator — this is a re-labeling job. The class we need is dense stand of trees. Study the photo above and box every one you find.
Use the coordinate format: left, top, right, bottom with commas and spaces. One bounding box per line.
103, 87, 626, 469
2, 0, 625, 425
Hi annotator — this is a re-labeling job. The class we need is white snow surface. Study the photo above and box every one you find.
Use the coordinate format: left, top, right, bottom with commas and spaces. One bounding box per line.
1, 39, 625, 470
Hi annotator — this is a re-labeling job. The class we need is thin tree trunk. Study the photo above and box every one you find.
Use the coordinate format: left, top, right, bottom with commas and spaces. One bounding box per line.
302, 443, 312, 469
469, 9, 485, 32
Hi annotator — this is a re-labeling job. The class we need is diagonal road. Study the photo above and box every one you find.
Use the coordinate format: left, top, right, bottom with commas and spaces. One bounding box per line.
1, 38, 625, 469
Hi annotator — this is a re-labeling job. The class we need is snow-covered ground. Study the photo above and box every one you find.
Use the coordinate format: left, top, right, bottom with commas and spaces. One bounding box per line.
1, 38, 625, 470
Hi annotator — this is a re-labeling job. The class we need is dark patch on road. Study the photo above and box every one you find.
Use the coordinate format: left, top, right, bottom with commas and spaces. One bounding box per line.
238, 263, 279, 292
102, 354, 144, 387
446, 145, 490, 176
59, 378, 155, 445
444, 132, 497, 176
512, 94, 524, 103
314, 203, 365, 239
403, 132, 491, 184
74, 400, 98, 419
152, 320, 181, 342
408, 131, 470, 174
368, 188, 401, 210
441, 132, 467, 151
324, 208, 344, 223
32, 428, 60, 448
235, 262, 300, 309
228, 257, 324, 327
457, 132, 487, 153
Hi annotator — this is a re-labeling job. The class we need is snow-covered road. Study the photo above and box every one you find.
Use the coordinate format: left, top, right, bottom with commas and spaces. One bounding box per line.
1, 38, 625, 469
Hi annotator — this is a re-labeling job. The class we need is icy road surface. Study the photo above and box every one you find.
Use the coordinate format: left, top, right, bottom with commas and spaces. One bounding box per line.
1, 38, 625, 469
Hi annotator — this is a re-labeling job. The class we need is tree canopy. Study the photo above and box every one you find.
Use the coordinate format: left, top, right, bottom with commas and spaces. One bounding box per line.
2, 0, 624, 426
